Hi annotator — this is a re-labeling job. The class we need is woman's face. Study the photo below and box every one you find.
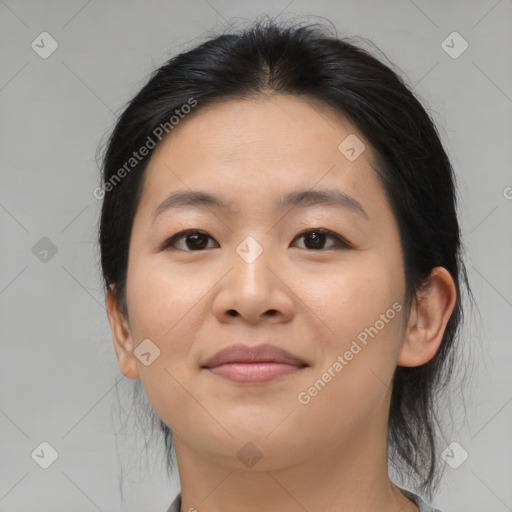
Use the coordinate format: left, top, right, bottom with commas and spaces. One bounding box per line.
114, 94, 410, 468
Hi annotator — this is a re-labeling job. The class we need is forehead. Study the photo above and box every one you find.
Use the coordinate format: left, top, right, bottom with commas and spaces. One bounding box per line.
137, 94, 386, 219
149, 94, 370, 167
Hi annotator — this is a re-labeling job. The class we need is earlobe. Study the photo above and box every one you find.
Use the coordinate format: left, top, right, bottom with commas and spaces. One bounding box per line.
398, 267, 457, 367
105, 285, 140, 380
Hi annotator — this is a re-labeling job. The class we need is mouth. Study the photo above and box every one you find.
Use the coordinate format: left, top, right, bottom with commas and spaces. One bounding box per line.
201, 344, 309, 384
206, 361, 308, 383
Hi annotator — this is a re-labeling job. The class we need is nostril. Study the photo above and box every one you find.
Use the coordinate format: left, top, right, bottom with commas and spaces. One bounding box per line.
228, 310, 238, 317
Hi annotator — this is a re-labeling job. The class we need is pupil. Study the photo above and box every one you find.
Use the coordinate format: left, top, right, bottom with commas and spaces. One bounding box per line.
187, 234, 208, 250
307, 232, 325, 249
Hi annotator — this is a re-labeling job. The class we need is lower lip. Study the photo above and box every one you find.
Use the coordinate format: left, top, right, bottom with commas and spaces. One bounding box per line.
206, 362, 306, 383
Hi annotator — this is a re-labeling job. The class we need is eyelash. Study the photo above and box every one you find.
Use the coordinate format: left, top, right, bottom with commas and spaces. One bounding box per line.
161, 228, 352, 252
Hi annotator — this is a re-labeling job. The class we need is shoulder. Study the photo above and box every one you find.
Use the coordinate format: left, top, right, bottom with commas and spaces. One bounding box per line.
399, 487, 443, 512
166, 490, 443, 512
165, 492, 181, 512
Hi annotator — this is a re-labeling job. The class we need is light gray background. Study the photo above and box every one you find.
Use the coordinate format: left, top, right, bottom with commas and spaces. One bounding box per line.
1, 1, 511, 511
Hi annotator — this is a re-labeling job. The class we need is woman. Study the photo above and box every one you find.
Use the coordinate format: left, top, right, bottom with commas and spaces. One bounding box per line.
98, 19, 470, 512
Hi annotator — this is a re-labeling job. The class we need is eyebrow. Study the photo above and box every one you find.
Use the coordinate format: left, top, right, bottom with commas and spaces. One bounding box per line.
150, 188, 369, 222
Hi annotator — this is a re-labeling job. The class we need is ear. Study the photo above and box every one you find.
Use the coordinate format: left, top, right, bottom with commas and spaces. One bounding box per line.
105, 284, 140, 380
398, 267, 457, 367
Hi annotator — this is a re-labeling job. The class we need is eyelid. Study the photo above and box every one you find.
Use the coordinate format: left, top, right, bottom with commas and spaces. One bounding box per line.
292, 228, 353, 249
161, 229, 219, 251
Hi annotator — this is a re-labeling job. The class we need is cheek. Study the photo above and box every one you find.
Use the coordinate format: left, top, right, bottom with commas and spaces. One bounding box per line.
293, 255, 404, 350
124, 256, 209, 385
126, 255, 207, 335
124, 257, 211, 433
291, 254, 405, 406
291, 267, 405, 442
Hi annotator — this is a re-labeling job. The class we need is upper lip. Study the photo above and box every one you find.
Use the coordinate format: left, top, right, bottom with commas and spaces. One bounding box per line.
201, 344, 308, 368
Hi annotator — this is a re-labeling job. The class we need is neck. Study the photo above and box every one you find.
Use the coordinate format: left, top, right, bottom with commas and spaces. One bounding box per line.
172, 410, 418, 512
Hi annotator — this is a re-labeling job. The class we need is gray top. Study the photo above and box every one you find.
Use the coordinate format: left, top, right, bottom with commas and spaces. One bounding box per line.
166, 487, 442, 511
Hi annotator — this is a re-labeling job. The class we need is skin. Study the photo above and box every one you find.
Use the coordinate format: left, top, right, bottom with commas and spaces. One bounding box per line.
106, 94, 457, 512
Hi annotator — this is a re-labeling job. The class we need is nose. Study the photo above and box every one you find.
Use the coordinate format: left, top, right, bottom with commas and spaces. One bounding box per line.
211, 237, 295, 325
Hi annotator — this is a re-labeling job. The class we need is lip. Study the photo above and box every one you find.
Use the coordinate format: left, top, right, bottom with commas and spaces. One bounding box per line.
201, 344, 309, 384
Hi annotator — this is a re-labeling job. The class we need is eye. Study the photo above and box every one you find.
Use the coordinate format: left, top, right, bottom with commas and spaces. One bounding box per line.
292, 228, 351, 250
161, 228, 351, 252
162, 229, 219, 251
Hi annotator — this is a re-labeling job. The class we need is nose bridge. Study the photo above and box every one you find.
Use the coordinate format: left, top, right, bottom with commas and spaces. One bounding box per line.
231, 233, 272, 292
235, 234, 267, 268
